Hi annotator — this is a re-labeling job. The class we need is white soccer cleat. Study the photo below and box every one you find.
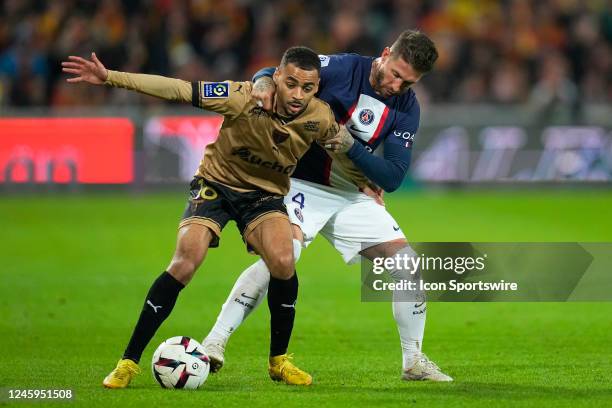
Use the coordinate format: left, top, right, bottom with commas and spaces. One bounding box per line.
402, 354, 453, 382
202, 339, 225, 373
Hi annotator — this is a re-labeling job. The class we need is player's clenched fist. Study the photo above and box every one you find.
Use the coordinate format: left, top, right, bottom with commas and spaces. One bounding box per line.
319, 125, 355, 153
251, 76, 276, 111
61, 52, 108, 85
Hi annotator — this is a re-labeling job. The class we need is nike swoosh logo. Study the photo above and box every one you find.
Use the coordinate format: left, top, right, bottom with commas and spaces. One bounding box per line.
414, 302, 425, 308
241, 292, 258, 300
348, 124, 368, 134
393, 226, 401, 231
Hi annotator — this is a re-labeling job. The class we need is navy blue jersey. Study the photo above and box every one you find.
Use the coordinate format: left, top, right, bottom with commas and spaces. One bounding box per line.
254, 53, 420, 192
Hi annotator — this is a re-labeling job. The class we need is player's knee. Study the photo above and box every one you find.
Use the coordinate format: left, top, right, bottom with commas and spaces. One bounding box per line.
387, 245, 419, 281
267, 251, 295, 280
167, 256, 200, 285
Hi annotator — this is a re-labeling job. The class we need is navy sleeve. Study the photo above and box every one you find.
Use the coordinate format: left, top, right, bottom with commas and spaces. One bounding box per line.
252, 55, 353, 87
346, 95, 420, 192
346, 140, 411, 192
252, 67, 275, 82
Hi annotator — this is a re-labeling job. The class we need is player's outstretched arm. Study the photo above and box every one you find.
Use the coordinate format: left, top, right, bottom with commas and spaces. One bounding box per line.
61, 52, 192, 103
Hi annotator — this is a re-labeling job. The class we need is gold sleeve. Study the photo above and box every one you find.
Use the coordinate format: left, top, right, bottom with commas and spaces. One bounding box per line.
319, 106, 371, 189
192, 81, 251, 121
105, 70, 192, 102
328, 151, 372, 189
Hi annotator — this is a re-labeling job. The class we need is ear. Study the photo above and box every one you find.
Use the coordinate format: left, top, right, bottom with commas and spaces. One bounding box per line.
273, 67, 281, 84
313, 77, 320, 94
381, 47, 391, 59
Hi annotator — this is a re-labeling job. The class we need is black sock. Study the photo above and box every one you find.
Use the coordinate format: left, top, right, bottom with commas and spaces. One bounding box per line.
267, 272, 298, 357
122, 271, 185, 363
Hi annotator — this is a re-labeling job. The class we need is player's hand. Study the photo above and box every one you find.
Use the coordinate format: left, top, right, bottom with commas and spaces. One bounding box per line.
61, 52, 108, 85
363, 184, 385, 206
251, 76, 275, 111
320, 125, 354, 153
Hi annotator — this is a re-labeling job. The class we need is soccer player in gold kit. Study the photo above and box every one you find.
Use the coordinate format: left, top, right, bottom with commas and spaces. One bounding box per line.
62, 46, 367, 387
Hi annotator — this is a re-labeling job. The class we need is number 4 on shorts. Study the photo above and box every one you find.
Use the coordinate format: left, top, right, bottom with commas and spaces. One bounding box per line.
292, 192, 305, 209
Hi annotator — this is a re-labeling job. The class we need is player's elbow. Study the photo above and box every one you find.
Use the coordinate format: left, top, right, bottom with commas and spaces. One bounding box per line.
381, 179, 402, 193
379, 165, 407, 192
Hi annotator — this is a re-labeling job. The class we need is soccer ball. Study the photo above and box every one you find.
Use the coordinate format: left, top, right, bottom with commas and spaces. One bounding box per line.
151, 336, 210, 389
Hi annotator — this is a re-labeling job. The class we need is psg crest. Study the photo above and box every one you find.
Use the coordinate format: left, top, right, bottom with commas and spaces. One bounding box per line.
358, 109, 375, 125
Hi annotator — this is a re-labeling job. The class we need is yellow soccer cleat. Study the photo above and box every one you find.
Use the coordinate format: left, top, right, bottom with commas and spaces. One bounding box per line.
268, 354, 313, 386
103, 359, 141, 389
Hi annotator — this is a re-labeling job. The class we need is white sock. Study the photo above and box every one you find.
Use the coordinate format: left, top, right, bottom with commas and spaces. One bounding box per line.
386, 246, 427, 370
205, 239, 302, 346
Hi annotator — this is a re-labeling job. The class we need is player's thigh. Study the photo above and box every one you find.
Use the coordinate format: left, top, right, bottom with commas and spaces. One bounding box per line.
168, 177, 232, 284
321, 198, 406, 264
246, 216, 295, 279
285, 178, 346, 247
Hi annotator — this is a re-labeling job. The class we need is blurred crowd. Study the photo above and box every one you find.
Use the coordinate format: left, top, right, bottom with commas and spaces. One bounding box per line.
0, 0, 611, 109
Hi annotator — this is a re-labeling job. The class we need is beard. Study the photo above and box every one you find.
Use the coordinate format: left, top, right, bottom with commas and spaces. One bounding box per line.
371, 61, 386, 94
371, 61, 385, 96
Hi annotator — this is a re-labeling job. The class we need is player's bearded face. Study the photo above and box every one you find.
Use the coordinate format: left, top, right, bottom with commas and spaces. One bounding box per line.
273, 63, 320, 118
372, 48, 422, 98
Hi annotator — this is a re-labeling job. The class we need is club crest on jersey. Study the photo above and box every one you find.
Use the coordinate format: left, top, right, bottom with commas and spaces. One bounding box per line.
202, 82, 229, 98
294, 207, 304, 223
358, 109, 375, 125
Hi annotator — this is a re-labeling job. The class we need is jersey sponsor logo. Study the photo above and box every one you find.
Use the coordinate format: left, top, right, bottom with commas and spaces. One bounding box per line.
272, 129, 290, 144
358, 109, 375, 125
393, 130, 415, 141
393, 130, 415, 148
202, 82, 229, 98
319, 55, 330, 67
231, 147, 295, 174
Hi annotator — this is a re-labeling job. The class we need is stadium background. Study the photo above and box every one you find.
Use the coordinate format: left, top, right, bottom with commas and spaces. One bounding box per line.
1, 0, 611, 407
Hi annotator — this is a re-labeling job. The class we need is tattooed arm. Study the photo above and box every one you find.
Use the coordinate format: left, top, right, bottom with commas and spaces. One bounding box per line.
251, 67, 277, 111
319, 125, 354, 153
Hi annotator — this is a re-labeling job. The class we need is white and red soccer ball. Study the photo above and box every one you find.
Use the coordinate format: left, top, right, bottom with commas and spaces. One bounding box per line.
151, 336, 210, 389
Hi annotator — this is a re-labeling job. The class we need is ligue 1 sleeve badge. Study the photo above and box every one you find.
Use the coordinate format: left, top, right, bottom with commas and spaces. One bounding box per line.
203, 82, 229, 98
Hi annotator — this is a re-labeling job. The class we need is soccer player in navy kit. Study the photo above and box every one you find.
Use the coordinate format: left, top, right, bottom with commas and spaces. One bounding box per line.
203, 30, 453, 382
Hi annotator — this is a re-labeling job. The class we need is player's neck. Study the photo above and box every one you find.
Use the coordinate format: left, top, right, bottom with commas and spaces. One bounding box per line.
369, 58, 381, 89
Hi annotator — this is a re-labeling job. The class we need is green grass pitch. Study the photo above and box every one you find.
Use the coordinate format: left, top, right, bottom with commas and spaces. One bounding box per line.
1, 188, 612, 407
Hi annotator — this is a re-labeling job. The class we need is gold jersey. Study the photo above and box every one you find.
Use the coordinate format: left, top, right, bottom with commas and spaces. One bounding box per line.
104, 71, 371, 195
192, 80, 338, 195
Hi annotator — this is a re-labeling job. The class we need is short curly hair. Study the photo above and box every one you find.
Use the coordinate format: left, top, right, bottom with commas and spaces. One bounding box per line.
280, 46, 321, 74
390, 30, 438, 73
